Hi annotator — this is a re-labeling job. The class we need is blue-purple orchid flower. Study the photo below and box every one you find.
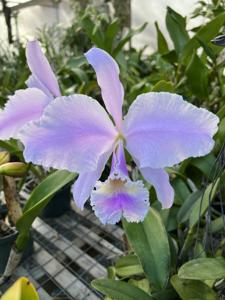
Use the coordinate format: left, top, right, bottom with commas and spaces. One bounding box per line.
0, 43, 219, 224
0, 41, 60, 140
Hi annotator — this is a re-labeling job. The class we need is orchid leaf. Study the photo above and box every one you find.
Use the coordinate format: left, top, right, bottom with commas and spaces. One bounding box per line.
16, 170, 75, 250
155, 22, 169, 54
115, 255, 143, 277
166, 7, 189, 54
185, 52, 209, 98
182, 11, 225, 64
171, 275, 219, 300
92, 279, 153, 300
178, 257, 225, 281
189, 179, 220, 228
123, 208, 170, 291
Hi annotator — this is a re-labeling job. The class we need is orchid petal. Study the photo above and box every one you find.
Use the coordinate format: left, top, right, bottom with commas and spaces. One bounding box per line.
110, 140, 128, 177
26, 41, 61, 97
140, 167, 174, 209
72, 151, 112, 209
123, 92, 219, 169
91, 179, 149, 224
19, 94, 118, 173
26, 75, 54, 99
91, 143, 149, 224
0, 88, 50, 140
85, 47, 124, 128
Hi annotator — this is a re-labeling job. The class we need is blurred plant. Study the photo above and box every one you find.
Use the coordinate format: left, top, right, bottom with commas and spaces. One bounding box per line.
0, 277, 39, 300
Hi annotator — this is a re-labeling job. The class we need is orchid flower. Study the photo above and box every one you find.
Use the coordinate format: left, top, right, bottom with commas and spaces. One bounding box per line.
0, 41, 60, 140
17, 48, 218, 224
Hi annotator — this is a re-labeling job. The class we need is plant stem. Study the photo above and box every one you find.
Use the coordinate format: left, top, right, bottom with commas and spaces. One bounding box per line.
3, 176, 22, 226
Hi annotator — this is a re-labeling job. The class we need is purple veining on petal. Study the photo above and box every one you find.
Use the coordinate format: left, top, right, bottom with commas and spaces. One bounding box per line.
91, 178, 149, 224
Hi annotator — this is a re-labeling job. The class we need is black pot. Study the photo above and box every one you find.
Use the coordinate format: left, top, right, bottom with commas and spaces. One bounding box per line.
42, 184, 72, 218
0, 203, 7, 220
0, 231, 33, 276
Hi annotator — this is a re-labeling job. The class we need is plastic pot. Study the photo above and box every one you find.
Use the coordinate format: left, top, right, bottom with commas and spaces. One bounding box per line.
0, 231, 33, 276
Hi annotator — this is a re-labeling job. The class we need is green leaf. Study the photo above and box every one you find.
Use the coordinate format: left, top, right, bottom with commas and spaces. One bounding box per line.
151, 80, 174, 92
16, 170, 75, 250
189, 179, 220, 228
81, 15, 104, 48
123, 209, 170, 291
92, 279, 153, 300
155, 22, 169, 54
166, 7, 189, 54
185, 52, 209, 98
113, 23, 147, 57
210, 215, 225, 233
171, 275, 219, 300
177, 190, 202, 224
216, 117, 225, 143
217, 103, 225, 119
128, 279, 150, 295
105, 19, 120, 53
115, 255, 143, 277
190, 154, 216, 178
178, 257, 225, 281
182, 12, 225, 64
172, 177, 190, 205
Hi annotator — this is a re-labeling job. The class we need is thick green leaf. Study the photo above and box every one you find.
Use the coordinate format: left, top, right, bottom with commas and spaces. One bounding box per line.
177, 190, 202, 224
189, 179, 220, 228
210, 216, 225, 233
155, 22, 169, 54
92, 279, 153, 300
16, 170, 75, 249
115, 255, 143, 277
151, 80, 174, 92
171, 275, 219, 300
178, 257, 225, 281
128, 279, 150, 295
190, 154, 216, 178
185, 52, 209, 98
123, 209, 170, 291
172, 177, 190, 205
105, 19, 120, 53
166, 7, 189, 54
182, 12, 225, 64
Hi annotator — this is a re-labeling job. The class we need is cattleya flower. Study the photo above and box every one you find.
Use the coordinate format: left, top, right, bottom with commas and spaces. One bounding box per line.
0, 46, 219, 224
0, 41, 60, 139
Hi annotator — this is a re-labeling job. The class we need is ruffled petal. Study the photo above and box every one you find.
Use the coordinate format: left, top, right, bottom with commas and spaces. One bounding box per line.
26, 40, 60, 97
19, 94, 118, 173
85, 47, 124, 128
0, 88, 50, 140
72, 150, 112, 209
91, 141, 149, 224
123, 92, 219, 169
140, 167, 174, 209
91, 178, 149, 224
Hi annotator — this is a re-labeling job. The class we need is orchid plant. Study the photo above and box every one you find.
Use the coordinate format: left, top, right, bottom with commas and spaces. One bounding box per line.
0, 42, 219, 225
